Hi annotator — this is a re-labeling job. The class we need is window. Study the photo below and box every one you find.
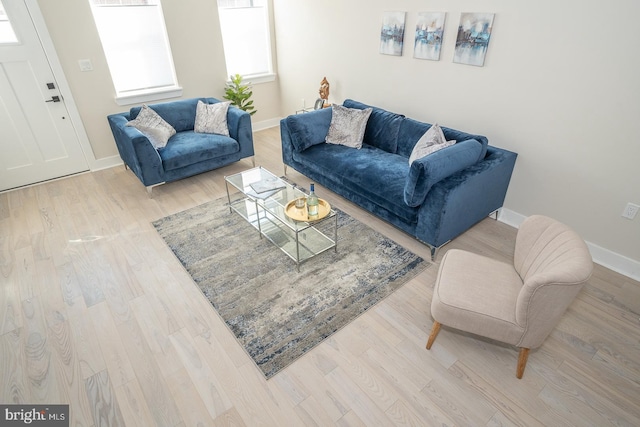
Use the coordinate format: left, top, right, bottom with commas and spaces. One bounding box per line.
88, 0, 181, 104
217, 0, 274, 81
0, 1, 18, 44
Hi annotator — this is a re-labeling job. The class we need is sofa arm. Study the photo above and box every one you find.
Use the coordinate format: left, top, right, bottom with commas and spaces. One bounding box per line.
224, 104, 255, 159
404, 139, 483, 207
282, 108, 332, 152
281, 119, 295, 166
416, 146, 518, 247
107, 113, 165, 186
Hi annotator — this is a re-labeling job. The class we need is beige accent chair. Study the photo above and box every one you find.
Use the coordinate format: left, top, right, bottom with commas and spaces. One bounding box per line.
426, 215, 593, 379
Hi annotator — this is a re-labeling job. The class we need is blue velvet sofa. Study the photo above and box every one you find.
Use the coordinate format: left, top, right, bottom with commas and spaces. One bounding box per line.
108, 97, 254, 194
281, 99, 518, 258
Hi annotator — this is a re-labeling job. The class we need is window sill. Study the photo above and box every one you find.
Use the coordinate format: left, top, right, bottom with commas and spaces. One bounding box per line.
228, 73, 276, 85
115, 86, 183, 106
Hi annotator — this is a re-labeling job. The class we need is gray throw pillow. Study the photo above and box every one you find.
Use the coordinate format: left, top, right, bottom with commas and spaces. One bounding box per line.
408, 123, 456, 165
126, 104, 176, 149
194, 100, 231, 136
326, 104, 373, 149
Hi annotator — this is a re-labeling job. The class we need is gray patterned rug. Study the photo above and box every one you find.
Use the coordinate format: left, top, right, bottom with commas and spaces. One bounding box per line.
153, 196, 429, 378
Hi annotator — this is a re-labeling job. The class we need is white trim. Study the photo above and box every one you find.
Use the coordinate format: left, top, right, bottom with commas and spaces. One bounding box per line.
252, 116, 280, 131
498, 208, 640, 281
90, 155, 123, 172
587, 242, 640, 282
496, 208, 526, 229
24, 0, 96, 169
242, 73, 276, 85
115, 86, 183, 106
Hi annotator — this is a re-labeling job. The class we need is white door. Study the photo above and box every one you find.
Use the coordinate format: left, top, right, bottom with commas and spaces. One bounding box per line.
0, 0, 88, 192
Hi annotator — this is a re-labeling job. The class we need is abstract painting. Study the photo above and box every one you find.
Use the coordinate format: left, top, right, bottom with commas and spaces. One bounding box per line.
414, 12, 446, 61
380, 11, 406, 56
453, 12, 495, 66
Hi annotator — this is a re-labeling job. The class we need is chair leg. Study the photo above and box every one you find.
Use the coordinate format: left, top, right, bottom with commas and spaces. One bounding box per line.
426, 321, 441, 350
516, 348, 530, 379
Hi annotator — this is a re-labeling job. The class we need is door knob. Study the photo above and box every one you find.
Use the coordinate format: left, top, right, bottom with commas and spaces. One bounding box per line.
46, 96, 61, 103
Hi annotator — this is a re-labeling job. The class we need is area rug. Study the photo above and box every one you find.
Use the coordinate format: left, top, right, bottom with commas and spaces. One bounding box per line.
153, 196, 429, 378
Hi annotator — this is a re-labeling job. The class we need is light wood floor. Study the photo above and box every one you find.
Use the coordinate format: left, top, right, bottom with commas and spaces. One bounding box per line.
1, 127, 639, 426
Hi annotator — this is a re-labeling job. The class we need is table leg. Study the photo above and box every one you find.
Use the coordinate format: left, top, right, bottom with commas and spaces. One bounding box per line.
224, 179, 232, 213
255, 199, 263, 238
334, 213, 338, 252
295, 229, 300, 272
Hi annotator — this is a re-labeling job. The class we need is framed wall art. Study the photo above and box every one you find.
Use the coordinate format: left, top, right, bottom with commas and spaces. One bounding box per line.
453, 12, 495, 66
414, 12, 446, 61
379, 11, 406, 56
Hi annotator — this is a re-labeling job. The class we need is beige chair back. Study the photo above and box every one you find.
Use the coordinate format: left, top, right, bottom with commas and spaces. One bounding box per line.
514, 215, 593, 348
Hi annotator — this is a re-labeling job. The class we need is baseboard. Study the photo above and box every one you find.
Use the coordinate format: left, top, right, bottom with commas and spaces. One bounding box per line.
252, 117, 281, 131
498, 208, 640, 281
89, 155, 123, 171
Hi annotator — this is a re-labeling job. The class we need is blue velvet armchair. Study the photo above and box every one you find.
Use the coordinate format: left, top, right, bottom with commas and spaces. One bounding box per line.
107, 97, 254, 194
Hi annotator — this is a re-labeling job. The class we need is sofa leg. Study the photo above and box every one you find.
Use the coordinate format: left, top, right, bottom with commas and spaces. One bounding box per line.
428, 241, 451, 261
145, 182, 165, 198
283, 164, 288, 175
251, 156, 256, 167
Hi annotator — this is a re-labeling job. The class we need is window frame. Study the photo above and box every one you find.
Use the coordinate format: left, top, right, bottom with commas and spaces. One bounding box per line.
88, 0, 182, 105
217, 0, 276, 84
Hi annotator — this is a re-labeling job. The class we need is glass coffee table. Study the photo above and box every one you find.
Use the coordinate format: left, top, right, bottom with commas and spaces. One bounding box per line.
224, 167, 337, 271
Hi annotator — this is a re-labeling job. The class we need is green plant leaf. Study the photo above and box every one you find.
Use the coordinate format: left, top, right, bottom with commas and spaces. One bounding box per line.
223, 74, 257, 116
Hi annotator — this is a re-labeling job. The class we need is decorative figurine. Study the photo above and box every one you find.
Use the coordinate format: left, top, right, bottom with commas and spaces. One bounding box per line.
319, 77, 330, 107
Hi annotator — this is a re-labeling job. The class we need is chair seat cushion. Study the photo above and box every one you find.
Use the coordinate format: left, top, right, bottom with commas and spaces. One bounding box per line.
431, 249, 525, 345
160, 131, 239, 171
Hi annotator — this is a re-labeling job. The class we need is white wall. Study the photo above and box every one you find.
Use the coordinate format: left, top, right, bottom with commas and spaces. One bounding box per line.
273, 0, 640, 272
37, 0, 281, 162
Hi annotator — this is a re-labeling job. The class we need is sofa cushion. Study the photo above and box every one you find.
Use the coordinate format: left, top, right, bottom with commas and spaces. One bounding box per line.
286, 107, 332, 152
130, 98, 208, 133
408, 123, 455, 165
159, 131, 239, 171
195, 100, 231, 136
397, 117, 488, 161
126, 104, 176, 149
441, 126, 489, 161
293, 143, 417, 223
410, 139, 456, 166
343, 99, 405, 153
404, 139, 483, 207
326, 104, 372, 149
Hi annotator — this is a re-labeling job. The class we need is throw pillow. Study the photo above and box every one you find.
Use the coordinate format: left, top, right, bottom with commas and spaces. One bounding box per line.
325, 104, 373, 149
126, 104, 176, 149
408, 123, 455, 165
194, 100, 231, 136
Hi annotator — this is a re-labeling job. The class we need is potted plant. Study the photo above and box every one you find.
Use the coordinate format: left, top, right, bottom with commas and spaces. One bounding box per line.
224, 74, 256, 116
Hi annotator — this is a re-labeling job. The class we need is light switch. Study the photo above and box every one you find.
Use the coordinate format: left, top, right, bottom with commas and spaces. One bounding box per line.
78, 59, 93, 72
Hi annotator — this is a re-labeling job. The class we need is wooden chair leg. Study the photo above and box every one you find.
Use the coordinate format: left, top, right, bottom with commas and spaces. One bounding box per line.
426, 321, 441, 350
516, 348, 530, 379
